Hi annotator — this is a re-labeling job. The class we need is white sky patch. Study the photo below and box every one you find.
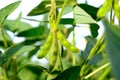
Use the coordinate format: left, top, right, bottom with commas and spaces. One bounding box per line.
77, 0, 104, 7
87, 0, 105, 7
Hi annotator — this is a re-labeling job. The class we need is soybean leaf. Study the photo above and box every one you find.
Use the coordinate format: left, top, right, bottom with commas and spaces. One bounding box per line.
0, 28, 11, 42
83, 36, 97, 59
3, 19, 32, 32
66, 27, 74, 38
53, 66, 81, 80
62, 5, 73, 15
0, 45, 35, 65
15, 45, 35, 56
23, 64, 45, 74
88, 54, 103, 65
18, 64, 48, 80
0, 50, 3, 60
60, 18, 74, 24
83, 36, 104, 65
0, 45, 23, 65
103, 20, 120, 80
27, 1, 63, 16
20, 39, 41, 45
78, 4, 99, 20
28, 46, 40, 58
90, 23, 99, 38
73, 6, 96, 24
0, 28, 12, 47
0, 1, 21, 24
17, 26, 46, 39
5, 58, 20, 80
3, 13, 32, 32
28, 0, 76, 16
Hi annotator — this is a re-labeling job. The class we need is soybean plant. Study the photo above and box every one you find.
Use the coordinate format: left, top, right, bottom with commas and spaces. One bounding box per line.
97, 0, 113, 18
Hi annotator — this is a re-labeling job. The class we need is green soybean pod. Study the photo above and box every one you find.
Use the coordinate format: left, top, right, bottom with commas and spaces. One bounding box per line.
37, 32, 53, 59
97, 0, 113, 18
57, 30, 79, 53
113, 0, 120, 20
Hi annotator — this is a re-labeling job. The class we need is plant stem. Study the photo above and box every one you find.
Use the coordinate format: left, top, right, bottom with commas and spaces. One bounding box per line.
72, 26, 76, 66
110, 8, 114, 24
84, 62, 110, 79
87, 34, 104, 61
98, 67, 111, 80
56, 0, 68, 26
22, 17, 49, 22
80, 34, 104, 76
0, 26, 8, 47
58, 45, 63, 71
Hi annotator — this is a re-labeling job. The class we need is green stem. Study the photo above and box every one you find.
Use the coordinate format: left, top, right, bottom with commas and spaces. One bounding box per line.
110, 8, 113, 24
22, 17, 49, 22
80, 34, 104, 75
98, 67, 111, 80
56, 0, 68, 26
87, 34, 104, 61
0, 26, 8, 47
72, 53, 76, 66
110, 0, 114, 24
72, 26, 76, 66
58, 45, 63, 71
84, 62, 110, 79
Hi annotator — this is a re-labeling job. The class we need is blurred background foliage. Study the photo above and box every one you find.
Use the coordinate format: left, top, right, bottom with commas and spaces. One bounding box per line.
0, 0, 120, 80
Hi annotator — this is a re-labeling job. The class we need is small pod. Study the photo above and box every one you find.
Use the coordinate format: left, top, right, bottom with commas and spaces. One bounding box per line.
37, 32, 53, 59
57, 30, 79, 53
97, 0, 113, 18
113, 0, 120, 20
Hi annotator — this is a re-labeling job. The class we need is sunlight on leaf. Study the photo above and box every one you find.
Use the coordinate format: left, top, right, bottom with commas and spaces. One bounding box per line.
0, 1, 21, 24
73, 6, 96, 24
78, 4, 99, 20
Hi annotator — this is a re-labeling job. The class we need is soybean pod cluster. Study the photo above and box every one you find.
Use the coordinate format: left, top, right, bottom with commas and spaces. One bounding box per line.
97, 0, 120, 20
97, 0, 113, 18
56, 30, 79, 53
37, 0, 80, 59
37, 30, 80, 59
